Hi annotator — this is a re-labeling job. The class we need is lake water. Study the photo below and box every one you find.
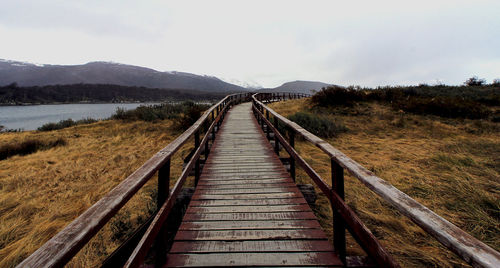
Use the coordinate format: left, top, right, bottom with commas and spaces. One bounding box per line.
0, 103, 156, 130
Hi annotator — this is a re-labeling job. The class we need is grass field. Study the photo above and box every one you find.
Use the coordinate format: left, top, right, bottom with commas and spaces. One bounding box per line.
0, 119, 194, 267
268, 98, 499, 267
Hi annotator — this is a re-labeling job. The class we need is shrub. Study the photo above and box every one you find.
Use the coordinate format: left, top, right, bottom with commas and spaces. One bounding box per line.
311, 86, 365, 107
392, 96, 490, 119
111, 101, 209, 124
287, 112, 347, 138
0, 137, 66, 160
174, 102, 207, 130
38, 118, 97, 131
464, 76, 486, 86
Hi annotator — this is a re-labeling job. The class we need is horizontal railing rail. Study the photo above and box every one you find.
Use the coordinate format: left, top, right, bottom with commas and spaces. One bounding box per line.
252, 93, 500, 268
18, 92, 252, 268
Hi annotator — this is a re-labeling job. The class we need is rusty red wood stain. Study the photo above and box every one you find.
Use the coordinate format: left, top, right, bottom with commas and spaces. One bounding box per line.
165, 103, 342, 267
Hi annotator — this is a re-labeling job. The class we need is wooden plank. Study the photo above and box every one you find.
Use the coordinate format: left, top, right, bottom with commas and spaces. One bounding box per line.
189, 198, 307, 206
197, 178, 291, 186
194, 187, 299, 195
165, 252, 342, 267
196, 182, 296, 189
170, 240, 334, 253
183, 212, 317, 221
186, 204, 312, 213
179, 220, 321, 230
199, 175, 289, 181
174, 229, 328, 241
192, 192, 302, 200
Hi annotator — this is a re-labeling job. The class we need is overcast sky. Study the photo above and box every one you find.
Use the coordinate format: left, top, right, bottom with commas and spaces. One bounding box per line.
1, 0, 499, 88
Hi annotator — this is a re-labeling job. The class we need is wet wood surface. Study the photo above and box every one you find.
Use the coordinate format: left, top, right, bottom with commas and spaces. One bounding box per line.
166, 102, 341, 267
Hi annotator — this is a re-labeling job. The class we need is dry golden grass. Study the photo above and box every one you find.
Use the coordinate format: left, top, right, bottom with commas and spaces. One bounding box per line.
0, 119, 194, 267
269, 98, 500, 267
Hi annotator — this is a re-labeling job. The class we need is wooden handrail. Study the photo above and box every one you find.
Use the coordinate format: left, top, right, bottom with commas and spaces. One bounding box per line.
17, 92, 251, 268
252, 93, 500, 268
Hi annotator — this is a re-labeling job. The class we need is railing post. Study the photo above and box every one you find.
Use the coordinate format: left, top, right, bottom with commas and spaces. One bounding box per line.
289, 129, 295, 182
274, 115, 279, 155
157, 160, 170, 208
332, 159, 346, 264
155, 160, 170, 267
194, 131, 200, 186
266, 110, 270, 140
204, 136, 209, 161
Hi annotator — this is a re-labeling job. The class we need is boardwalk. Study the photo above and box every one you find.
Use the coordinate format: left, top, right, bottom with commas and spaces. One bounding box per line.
166, 102, 342, 267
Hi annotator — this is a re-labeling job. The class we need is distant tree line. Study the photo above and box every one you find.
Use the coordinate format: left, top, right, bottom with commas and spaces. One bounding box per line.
0, 83, 229, 104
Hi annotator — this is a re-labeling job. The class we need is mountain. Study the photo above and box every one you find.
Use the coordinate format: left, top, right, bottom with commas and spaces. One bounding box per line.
0, 60, 245, 92
260, 80, 332, 94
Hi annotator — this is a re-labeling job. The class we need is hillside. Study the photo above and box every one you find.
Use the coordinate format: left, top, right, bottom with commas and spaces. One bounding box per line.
0, 60, 245, 93
261, 80, 332, 94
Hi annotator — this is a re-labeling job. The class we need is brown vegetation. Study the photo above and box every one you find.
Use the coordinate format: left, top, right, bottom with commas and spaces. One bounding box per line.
269, 98, 499, 267
0, 119, 194, 267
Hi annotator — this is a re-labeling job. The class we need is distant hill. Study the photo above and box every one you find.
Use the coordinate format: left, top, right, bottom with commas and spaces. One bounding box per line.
260, 80, 332, 94
0, 60, 245, 93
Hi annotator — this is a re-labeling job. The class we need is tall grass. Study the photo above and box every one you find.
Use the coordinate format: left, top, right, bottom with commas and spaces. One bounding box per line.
287, 112, 347, 138
0, 138, 66, 160
38, 118, 98, 131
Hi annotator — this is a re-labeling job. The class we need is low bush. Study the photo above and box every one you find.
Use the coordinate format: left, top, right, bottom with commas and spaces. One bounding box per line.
174, 102, 208, 130
311, 86, 365, 107
38, 118, 98, 131
0, 137, 67, 160
392, 96, 490, 119
287, 112, 347, 138
111, 101, 209, 126
311, 85, 496, 119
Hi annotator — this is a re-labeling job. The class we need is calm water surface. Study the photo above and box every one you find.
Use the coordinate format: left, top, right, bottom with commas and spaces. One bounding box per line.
0, 103, 156, 130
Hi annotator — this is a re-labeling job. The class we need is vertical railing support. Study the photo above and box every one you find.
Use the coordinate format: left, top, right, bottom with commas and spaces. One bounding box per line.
332, 159, 346, 264
266, 110, 270, 140
274, 115, 279, 155
155, 160, 170, 267
194, 131, 200, 186
157, 160, 170, 208
289, 129, 295, 182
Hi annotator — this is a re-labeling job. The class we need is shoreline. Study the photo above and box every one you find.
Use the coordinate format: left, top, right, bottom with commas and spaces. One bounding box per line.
0, 101, 161, 107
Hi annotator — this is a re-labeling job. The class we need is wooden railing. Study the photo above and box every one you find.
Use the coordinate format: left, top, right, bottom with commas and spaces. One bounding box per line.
18, 92, 252, 268
252, 93, 500, 268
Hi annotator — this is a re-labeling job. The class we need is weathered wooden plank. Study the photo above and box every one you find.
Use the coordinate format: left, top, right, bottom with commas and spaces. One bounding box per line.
199, 175, 289, 181
174, 229, 328, 241
169, 240, 334, 253
165, 252, 343, 267
196, 182, 296, 189
179, 220, 321, 230
197, 178, 291, 186
188, 198, 307, 206
192, 192, 302, 200
183, 212, 317, 221
186, 204, 312, 213
201, 171, 289, 177
194, 187, 300, 195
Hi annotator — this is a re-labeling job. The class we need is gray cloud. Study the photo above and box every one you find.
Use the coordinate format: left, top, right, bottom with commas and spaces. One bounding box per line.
0, 0, 498, 87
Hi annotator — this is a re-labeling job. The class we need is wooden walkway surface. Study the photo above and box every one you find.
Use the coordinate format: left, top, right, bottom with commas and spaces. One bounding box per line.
165, 102, 342, 267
